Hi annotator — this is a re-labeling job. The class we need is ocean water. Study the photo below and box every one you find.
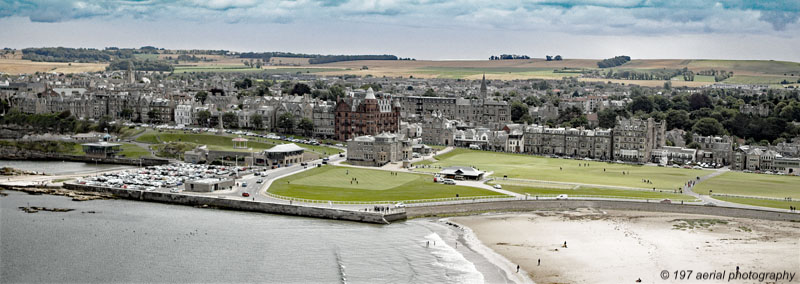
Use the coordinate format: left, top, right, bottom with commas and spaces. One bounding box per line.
0, 191, 501, 283
0, 160, 133, 175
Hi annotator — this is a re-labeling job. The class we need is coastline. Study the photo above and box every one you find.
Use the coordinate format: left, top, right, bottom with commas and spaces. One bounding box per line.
452, 209, 800, 284
417, 218, 535, 284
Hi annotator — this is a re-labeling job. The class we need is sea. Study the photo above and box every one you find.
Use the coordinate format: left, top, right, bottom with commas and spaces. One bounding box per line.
0, 161, 513, 283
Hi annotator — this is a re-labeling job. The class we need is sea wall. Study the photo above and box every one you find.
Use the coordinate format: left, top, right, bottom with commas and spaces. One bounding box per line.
64, 183, 396, 224
406, 200, 800, 222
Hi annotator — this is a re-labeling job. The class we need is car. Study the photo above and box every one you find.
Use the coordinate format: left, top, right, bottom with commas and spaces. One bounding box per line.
703, 202, 717, 207
242, 192, 250, 197
256, 179, 263, 184
660, 199, 672, 204
443, 179, 456, 185
241, 182, 248, 187
395, 202, 406, 208
493, 184, 503, 189
556, 194, 569, 200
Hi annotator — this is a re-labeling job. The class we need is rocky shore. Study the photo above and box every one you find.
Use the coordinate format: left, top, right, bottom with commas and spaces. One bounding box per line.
0, 186, 116, 201
0, 167, 45, 176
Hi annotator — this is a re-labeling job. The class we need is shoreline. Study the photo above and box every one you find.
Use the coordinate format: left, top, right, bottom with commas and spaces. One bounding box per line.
452, 209, 800, 284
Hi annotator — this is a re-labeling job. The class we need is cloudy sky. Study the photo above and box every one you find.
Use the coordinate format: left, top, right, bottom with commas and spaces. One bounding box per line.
1, 0, 799, 61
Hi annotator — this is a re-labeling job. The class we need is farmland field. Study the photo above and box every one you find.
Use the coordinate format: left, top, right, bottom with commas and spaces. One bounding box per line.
268, 166, 504, 202
414, 149, 706, 190
0, 58, 107, 74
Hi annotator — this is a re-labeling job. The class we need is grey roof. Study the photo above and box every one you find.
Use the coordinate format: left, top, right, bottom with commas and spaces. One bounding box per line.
440, 166, 483, 177
265, 143, 305, 153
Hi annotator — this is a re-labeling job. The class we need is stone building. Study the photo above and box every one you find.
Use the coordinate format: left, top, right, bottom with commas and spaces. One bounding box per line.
612, 117, 665, 163
346, 132, 411, 167
334, 88, 400, 141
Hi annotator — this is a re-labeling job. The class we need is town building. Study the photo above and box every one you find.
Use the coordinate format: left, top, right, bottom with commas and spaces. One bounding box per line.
346, 133, 411, 167
334, 88, 400, 141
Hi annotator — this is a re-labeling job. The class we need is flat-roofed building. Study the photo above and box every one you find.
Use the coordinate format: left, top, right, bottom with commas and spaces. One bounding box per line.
82, 142, 122, 158
184, 178, 234, 192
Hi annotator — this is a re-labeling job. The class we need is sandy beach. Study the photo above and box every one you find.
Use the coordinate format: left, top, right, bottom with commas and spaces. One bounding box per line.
452, 209, 800, 284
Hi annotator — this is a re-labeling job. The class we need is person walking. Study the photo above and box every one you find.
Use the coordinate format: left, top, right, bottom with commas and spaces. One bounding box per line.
538, 259, 541, 266
516, 265, 520, 273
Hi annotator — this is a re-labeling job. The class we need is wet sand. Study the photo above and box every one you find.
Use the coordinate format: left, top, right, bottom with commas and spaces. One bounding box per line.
453, 209, 800, 284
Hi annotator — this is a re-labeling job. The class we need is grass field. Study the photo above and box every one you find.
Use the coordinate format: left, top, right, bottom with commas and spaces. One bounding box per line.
0, 58, 107, 74
694, 171, 800, 199
415, 149, 704, 190
495, 184, 698, 201
268, 166, 504, 202
712, 196, 800, 210
723, 75, 798, 85
133, 53, 160, 60
118, 143, 151, 158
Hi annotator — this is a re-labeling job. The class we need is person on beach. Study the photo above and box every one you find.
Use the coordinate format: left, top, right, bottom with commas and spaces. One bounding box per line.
563, 241, 567, 248
516, 265, 520, 273
538, 259, 541, 266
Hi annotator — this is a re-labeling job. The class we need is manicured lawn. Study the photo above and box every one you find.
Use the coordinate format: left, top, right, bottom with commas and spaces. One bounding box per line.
118, 143, 151, 158
414, 148, 704, 190
268, 166, 505, 202
695, 171, 800, 199
496, 184, 698, 201
713, 196, 800, 210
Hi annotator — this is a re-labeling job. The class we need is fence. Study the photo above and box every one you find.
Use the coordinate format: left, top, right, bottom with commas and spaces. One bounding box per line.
711, 193, 799, 203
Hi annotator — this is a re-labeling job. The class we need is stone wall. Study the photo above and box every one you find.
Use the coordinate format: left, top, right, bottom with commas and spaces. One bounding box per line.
64, 183, 395, 224
406, 200, 800, 222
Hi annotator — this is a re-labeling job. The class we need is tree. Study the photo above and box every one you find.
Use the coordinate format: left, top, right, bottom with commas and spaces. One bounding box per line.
222, 112, 238, 128
147, 109, 160, 124
597, 108, 618, 128
290, 83, 311, 96
119, 108, 132, 120
629, 96, 654, 113
665, 109, 690, 130
195, 91, 208, 104
689, 93, 712, 110
554, 55, 562, 61
278, 112, 295, 133
329, 85, 345, 99
298, 117, 314, 136
423, 88, 436, 97
250, 114, 263, 129
196, 110, 211, 127
692, 117, 725, 136
235, 78, 253, 90
545, 55, 553, 61
510, 102, 529, 123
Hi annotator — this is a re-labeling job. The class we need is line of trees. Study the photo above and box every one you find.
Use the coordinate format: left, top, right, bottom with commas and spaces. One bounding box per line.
545, 55, 563, 61
106, 59, 173, 72
308, 55, 398, 64
597, 55, 631, 68
489, 54, 531, 60
605, 69, 683, 80
22, 47, 135, 62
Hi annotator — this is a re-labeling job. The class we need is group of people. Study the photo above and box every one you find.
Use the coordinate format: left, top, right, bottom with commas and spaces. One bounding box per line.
790, 206, 797, 212
642, 179, 653, 184
350, 177, 358, 184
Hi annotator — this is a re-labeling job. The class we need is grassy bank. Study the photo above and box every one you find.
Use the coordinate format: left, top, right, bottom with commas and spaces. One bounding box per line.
495, 184, 698, 201
695, 171, 800, 199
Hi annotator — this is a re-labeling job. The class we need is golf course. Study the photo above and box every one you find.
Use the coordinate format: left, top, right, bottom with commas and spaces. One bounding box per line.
694, 171, 800, 199
414, 149, 704, 190
268, 166, 504, 202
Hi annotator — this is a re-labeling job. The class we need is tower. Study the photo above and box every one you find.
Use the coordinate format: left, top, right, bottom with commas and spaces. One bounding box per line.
127, 62, 136, 84
479, 73, 487, 99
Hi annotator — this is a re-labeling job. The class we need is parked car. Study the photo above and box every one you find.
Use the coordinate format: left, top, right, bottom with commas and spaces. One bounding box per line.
493, 184, 502, 189
242, 192, 250, 197
443, 179, 456, 185
256, 179, 263, 184
556, 194, 569, 200
395, 202, 405, 208
660, 199, 672, 204
241, 182, 248, 187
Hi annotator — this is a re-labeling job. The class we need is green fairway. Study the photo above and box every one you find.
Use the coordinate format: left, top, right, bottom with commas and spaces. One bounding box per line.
695, 171, 800, 199
268, 166, 505, 202
496, 184, 698, 201
713, 196, 800, 210
415, 149, 704, 190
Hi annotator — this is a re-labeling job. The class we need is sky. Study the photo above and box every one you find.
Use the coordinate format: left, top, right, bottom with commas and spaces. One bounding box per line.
1, 0, 799, 61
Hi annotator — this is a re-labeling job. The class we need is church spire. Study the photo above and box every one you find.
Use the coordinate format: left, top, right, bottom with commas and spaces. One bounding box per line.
480, 73, 487, 99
